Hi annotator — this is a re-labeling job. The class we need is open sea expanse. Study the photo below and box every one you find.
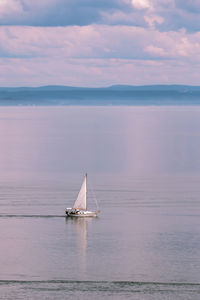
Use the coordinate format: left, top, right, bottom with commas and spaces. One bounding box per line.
0, 106, 200, 299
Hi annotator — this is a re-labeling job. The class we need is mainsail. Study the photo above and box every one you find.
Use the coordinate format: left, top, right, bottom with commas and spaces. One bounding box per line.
73, 174, 87, 210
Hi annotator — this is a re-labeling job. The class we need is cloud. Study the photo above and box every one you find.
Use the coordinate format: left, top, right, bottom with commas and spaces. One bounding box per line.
1, 55, 200, 87
144, 45, 167, 57
0, 0, 137, 26
0, 25, 200, 86
153, 0, 200, 32
1, 25, 200, 61
176, 0, 200, 14
0, 0, 200, 32
131, 0, 152, 10
0, 1, 200, 87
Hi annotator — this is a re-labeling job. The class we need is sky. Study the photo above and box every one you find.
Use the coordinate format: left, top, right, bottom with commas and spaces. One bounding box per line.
0, 0, 200, 87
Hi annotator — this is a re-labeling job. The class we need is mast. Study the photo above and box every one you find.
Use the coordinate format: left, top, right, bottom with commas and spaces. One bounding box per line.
85, 173, 87, 210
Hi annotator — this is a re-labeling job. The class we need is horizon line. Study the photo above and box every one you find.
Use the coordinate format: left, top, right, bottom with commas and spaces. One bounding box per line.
1, 84, 200, 89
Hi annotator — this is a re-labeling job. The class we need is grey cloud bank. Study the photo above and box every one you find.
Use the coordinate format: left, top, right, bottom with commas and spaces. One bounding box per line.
0, 0, 133, 26
0, 0, 200, 31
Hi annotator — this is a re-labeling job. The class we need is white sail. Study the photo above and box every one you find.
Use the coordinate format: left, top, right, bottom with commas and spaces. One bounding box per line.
73, 174, 87, 210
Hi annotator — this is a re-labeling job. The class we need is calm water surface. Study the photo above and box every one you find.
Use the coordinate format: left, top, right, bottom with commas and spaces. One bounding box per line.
0, 106, 200, 299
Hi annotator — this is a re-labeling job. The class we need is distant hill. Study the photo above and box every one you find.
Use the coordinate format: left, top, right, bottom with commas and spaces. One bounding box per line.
108, 85, 200, 91
0, 85, 200, 105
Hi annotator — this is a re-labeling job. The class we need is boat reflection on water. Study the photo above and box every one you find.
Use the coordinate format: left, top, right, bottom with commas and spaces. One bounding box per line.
65, 217, 97, 277
66, 217, 88, 249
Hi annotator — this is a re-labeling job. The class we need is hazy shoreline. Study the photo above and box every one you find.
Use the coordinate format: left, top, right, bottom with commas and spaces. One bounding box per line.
1, 85, 200, 106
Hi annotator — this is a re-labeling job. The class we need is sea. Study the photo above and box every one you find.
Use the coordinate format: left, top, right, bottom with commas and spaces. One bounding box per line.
0, 106, 200, 299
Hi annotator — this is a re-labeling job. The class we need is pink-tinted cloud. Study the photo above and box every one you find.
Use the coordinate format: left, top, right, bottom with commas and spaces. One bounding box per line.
0, 1, 200, 86
0, 25, 200, 86
0, 57, 198, 86
1, 25, 200, 61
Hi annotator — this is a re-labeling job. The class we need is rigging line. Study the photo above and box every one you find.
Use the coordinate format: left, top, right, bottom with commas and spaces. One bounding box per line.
88, 179, 100, 210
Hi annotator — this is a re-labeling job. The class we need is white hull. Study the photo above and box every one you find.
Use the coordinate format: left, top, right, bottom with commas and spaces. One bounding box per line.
66, 208, 99, 217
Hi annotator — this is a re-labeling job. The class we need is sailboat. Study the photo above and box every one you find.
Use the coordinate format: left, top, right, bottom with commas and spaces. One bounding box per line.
65, 174, 99, 217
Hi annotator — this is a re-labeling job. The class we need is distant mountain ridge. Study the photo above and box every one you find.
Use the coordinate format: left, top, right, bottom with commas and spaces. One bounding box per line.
108, 84, 200, 91
0, 85, 200, 106
1, 84, 200, 91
